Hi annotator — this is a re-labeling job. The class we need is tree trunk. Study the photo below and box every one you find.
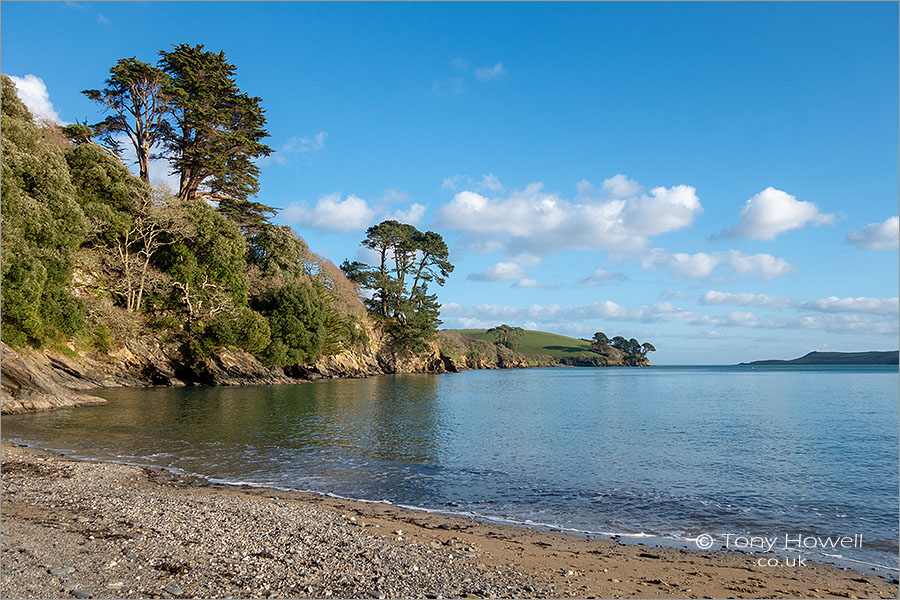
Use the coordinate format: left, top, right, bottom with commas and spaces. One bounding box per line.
136, 143, 150, 185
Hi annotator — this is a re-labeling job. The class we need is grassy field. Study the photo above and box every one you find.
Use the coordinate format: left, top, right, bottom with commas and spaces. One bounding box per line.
448, 329, 593, 358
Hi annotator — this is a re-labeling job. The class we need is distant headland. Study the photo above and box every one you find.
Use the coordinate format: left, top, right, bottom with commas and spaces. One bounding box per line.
740, 350, 899, 366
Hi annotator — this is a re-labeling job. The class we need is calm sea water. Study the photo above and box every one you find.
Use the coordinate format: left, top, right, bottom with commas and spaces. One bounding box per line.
3, 365, 898, 571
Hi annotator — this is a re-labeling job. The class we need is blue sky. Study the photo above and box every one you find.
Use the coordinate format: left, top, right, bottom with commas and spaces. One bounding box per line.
3, 1, 898, 364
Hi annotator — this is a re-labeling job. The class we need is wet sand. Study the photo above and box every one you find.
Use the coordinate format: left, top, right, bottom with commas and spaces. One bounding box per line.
1, 442, 897, 599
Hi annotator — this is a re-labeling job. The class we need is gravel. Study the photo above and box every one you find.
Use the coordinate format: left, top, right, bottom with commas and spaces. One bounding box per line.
1, 445, 543, 599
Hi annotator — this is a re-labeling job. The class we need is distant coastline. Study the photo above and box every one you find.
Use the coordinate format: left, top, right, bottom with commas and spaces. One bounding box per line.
740, 350, 899, 366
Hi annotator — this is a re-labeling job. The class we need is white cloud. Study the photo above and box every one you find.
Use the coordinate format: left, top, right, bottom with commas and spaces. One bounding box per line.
601, 174, 643, 198
799, 296, 899, 316
267, 131, 327, 165
442, 173, 504, 193
847, 216, 899, 250
580, 267, 627, 286
642, 249, 720, 279
700, 290, 791, 308
282, 193, 375, 232
512, 278, 552, 289
437, 178, 702, 256
726, 187, 835, 240
701, 291, 898, 316
509, 253, 541, 267
640, 249, 793, 280
9, 74, 63, 124
388, 203, 426, 225
440, 300, 898, 336
725, 250, 794, 280
475, 62, 506, 81
467, 262, 525, 282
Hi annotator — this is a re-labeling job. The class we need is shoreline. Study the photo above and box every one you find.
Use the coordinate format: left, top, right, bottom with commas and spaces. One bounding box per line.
7, 435, 899, 578
2, 442, 897, 599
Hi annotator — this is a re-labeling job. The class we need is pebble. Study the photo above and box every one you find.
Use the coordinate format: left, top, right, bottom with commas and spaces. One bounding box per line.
4, 445, 891, 600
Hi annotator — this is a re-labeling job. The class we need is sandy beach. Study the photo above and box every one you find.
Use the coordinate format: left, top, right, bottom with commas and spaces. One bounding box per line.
1, 442, 896, 599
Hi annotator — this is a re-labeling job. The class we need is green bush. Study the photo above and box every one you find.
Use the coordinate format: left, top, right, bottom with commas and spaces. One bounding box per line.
1, 75, 87, 346
253, 283, 327, 367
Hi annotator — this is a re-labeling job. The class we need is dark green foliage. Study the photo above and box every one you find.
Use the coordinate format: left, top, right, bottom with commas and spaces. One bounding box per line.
158, 44, 272, 203
253, 284, 328, 367
342, 220, 453, 354
82, 58, 172, 183
608, 334, 655, 356
591, 331, 610, 350
247, 224, 311, 284
487, 324, 525, 350
1, 75, 88, 346
65, 143, 146, 245
158, 201, 249, 316
205, 307, 271, 355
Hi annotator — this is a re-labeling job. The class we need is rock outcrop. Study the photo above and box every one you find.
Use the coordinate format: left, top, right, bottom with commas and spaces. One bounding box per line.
1, 326, 648, 414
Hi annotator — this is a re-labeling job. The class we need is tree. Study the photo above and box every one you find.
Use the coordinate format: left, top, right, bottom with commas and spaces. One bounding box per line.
253, 284, 328, 366
342, 220, 453, 350
628, 338, 641, 355
65, 144, 190, 313
1, 75, 88, 346
591, 331, 610, 350
408, 230, 453, 301
82, 58, 172, 184
611, 336, 628, 350
158, 44, 273, 204
641, 342, 656, 356
156, 200, 248, 321
487, 324, 524, 350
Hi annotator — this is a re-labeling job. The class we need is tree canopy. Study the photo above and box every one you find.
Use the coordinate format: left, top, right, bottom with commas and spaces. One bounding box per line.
159, 44, 273, 204
487, 324, 525, 350
81, 57, 173, 184
595, 333, 656, 357
79, 45, 276, 227
341, 220, 453, 352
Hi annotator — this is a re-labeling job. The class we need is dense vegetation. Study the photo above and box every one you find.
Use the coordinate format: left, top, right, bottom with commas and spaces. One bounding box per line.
589, 331, 655, 357
1, 62, 368, 367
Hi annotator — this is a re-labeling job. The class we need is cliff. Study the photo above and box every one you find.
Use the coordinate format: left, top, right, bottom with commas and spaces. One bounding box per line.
0, 330, 530, 415
1, 326, 647, 415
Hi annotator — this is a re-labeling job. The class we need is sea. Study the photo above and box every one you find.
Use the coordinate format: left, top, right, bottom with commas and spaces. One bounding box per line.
3, 365, 897, 573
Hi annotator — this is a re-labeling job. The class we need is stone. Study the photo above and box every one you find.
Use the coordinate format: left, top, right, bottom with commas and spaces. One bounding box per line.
50, 567, 75, 576
162, 586, 183, 596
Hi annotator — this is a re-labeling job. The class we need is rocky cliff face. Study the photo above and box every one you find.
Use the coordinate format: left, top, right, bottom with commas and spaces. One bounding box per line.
1, 326, 646, 415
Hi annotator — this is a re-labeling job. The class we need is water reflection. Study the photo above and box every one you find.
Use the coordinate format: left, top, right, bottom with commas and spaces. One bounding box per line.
2, 366, 897, 570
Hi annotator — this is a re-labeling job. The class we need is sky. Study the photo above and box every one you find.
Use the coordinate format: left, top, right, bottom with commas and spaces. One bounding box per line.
3, 1, 898, 364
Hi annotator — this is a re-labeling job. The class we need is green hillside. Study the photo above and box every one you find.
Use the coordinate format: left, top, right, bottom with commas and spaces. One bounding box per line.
448, 329, 593, 358
741, 350, 899, 366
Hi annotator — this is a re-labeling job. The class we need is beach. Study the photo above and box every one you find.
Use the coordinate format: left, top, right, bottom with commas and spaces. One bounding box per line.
1, 442, 896, 600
